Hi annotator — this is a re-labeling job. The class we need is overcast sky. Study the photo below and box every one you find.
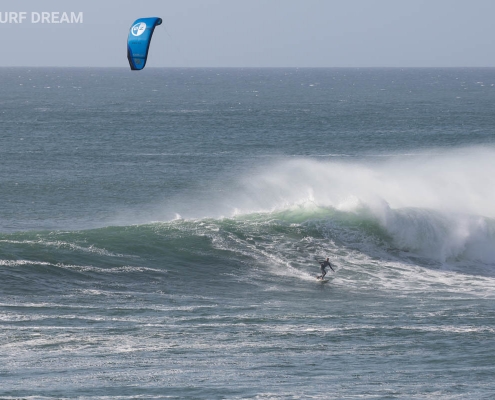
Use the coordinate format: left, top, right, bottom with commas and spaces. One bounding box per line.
2, 0, 495, 67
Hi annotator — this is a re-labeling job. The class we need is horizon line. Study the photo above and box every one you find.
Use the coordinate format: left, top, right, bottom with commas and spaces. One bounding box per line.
2, 66, 495, 69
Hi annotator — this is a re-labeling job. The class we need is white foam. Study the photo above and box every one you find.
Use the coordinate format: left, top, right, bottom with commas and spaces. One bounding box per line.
0, 259, 51, 267
207, 146, 495, 264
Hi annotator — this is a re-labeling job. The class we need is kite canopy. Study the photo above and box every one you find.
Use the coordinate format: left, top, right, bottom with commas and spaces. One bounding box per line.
127, 17, 162, 70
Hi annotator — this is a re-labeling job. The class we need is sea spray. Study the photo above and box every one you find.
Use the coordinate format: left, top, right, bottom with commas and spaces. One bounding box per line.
160, 147, 495, 264
225, 147, 495, 218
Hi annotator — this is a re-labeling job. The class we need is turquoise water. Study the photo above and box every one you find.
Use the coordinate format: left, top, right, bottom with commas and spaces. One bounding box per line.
1, 68, 495, 398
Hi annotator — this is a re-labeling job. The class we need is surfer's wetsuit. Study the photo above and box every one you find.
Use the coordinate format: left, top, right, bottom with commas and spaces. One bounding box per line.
319, 260, 334, 279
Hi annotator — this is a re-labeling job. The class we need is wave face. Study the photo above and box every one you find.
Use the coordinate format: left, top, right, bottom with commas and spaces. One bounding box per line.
236, 149, 495, 265
135, 147, 495, 269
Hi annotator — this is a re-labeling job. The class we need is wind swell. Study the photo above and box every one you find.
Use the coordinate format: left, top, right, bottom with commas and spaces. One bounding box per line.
1, 202, 494, 298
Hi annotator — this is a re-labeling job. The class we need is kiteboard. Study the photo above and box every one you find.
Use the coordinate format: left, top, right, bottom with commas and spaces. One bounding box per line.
316, 276, 329, 283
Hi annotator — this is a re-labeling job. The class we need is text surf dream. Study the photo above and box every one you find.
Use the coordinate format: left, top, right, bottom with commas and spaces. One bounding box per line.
0, 12, 83, 24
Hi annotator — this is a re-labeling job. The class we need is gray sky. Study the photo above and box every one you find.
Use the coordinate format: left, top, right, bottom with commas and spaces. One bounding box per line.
2, 0, 495, 67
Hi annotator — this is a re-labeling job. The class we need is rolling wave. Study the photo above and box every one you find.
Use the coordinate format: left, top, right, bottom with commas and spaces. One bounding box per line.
2, 147, 495, 297
1, 203, 495, 299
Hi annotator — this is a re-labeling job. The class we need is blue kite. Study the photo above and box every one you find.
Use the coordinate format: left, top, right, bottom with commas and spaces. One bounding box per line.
127, 17, 162, 70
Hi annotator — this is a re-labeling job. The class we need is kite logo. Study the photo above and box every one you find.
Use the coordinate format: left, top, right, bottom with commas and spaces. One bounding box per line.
131, 22, 146, 36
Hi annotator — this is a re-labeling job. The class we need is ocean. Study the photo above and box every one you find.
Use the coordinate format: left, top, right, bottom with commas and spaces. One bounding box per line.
1, 67, 495, 398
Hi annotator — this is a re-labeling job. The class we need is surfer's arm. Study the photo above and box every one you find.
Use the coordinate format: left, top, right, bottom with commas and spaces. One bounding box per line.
325, 261, 335, 271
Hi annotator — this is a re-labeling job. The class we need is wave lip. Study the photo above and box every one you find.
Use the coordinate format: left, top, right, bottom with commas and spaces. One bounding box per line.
381, 206, 495, 264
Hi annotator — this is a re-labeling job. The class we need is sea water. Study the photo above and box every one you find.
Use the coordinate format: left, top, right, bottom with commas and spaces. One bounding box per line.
1, 68, 495, 398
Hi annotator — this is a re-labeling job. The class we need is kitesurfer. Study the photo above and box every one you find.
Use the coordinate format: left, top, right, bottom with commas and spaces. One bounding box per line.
318, 258, 334, 279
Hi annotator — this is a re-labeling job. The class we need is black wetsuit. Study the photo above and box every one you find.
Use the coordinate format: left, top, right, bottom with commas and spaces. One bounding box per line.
319, 260, 334, 278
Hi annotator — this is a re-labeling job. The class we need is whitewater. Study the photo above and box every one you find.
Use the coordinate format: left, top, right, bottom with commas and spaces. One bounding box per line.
1, 68, 495, 398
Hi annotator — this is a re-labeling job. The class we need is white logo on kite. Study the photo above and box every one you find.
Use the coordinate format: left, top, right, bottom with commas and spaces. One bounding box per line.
131, 22, 146, 36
